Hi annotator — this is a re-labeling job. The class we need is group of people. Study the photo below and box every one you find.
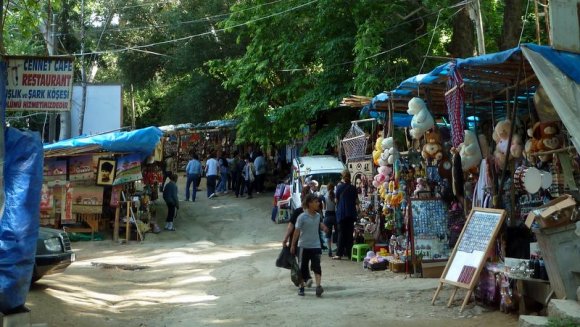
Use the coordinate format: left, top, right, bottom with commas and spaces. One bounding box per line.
159, 148, 270, 231
182, 150, 268, 200
281, 169, 358, 297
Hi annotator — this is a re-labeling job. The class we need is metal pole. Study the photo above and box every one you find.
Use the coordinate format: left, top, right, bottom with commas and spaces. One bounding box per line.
131, 84, 136, 130
79, 0, 87, 136
48, 12, 57, 142
471, 0, 486, 55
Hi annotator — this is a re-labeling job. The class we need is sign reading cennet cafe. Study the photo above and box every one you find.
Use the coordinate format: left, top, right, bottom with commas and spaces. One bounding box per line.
6, 56, 74, 111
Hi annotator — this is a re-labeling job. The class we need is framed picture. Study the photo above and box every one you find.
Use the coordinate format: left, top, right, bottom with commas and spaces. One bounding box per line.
96, 158, 117, 186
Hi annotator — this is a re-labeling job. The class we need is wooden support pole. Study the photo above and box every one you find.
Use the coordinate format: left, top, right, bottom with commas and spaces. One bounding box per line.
460, 290, 472, 313
448, 287, 459, 308
113, 206, 120, 242
432, 282, 443, 305
125, 201, 131, 242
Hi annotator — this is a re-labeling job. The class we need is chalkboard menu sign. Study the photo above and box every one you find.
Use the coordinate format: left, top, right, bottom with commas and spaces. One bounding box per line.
432, 207, 506, 312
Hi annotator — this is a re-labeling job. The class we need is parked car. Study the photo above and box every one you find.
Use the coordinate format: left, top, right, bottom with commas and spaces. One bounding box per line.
33, 227, 75, 283
290, 155, 345, 212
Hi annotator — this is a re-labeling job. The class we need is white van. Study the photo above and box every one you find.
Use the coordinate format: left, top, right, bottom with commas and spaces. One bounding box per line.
290, 155, 345, 212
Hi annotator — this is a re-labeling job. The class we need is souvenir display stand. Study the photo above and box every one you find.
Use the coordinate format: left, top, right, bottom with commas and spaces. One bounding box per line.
42, 127, 163, 241
342, 44, 580, 317
159, 121, 238, 172
432, 208, 506, 312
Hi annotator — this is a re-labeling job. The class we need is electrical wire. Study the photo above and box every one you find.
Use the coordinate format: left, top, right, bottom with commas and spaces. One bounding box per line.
419, 9, 442, 74
64, 0, 318, 56
57, 0, 286, 36
518, 0, 532, 46
280, 6, 465, 73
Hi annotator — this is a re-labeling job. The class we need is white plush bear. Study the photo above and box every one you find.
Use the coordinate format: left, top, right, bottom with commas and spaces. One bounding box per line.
458, 130, 483, 172
407, 97, 435, 139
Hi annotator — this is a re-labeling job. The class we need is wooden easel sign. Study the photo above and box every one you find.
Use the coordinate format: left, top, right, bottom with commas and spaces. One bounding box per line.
431, 207, 506, 312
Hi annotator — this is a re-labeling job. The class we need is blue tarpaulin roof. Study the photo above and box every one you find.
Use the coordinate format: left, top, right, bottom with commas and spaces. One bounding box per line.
44, 126, 163, 158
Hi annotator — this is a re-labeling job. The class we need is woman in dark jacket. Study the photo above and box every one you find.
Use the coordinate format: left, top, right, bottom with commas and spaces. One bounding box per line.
163, 173, 179, 231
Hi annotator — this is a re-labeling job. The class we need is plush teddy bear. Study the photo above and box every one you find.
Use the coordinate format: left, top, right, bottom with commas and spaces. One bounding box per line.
407, 97, 435, 139
492, 120, 523, 167
532, 121, 561, 162
458, 130, 483, 172
422, 131, 443, 164
524, 125, 536, 163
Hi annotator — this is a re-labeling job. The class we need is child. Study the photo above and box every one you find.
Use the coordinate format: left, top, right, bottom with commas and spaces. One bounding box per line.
291, 193, 328, 297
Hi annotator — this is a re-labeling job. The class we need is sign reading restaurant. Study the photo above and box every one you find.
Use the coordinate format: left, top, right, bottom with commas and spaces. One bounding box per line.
6, 56, 74, 111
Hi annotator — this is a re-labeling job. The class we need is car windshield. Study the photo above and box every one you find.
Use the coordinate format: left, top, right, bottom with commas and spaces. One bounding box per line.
304, 173, 342, 193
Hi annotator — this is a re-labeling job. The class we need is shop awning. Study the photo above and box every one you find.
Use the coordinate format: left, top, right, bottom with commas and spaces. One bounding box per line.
44, 126, 163, 158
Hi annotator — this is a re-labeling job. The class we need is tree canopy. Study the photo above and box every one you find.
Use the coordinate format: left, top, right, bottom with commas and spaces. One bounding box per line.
1, 0, 545, 150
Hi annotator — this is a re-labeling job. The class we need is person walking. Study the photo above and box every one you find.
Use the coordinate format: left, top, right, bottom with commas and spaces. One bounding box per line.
323, 182, 338, 257
290, 193, 328, 297
333, 170, 358, 260
234, 152, 246, 198
217, 153, 229, 194
227, 152, 236, 191
253, 151, 266, 194
205, 152, 218, 198
162, 173, 179, 231
185, 154, 202, 202
282, 186, 313, 287
242, 155, 255, 199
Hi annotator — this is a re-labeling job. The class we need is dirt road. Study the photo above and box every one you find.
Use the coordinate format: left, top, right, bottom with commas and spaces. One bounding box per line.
26, 179, 518, 327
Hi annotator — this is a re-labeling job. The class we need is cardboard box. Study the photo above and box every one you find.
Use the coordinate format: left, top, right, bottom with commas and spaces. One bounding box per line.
525, 195, 576, 228
421, 260, 447, 278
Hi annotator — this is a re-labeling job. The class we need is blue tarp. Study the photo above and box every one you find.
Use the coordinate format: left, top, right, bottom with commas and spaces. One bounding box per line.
359, 92, 413, 126
44, 126, 163, 158
0, 128, 42, 312
392, 44, 580, 91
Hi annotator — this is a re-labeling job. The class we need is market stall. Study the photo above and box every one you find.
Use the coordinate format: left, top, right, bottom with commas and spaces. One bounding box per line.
42, 126, 163, 241
342, 44, 580, 314
159, 120, 239, 171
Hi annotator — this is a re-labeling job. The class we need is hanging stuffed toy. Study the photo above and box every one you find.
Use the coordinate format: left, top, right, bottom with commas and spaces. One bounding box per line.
421, 130, 443, 164
532, 121, 561, 163
458, 130, 483, 172
381, 137, 399, 165
492, 120, 523, 167
407, 97, 435, 139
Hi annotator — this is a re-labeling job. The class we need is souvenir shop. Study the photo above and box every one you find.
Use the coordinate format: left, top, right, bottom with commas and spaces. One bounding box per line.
42, 127, 163, 241
341, 44, 580, 314
159, 120, 238, 172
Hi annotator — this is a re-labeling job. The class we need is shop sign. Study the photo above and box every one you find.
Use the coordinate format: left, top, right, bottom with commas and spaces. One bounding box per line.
6, 56, 74, 111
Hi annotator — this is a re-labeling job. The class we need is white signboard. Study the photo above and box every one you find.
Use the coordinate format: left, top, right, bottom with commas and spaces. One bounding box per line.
6, 56, 74, 111
71, 84, 123, 137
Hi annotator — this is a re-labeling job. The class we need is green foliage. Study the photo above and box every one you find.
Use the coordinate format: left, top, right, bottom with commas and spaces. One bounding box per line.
1, 0, 545, 147
547, 317, 579, 327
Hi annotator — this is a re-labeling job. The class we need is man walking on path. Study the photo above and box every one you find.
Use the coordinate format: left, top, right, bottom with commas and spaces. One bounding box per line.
253, 151, 266, 194
235, 153, 246, 198
185, 154, 202, 201
217, 153, 229, 194
205, 152, 219, 198
163, 173, 179, 231
332, 169, 358, 260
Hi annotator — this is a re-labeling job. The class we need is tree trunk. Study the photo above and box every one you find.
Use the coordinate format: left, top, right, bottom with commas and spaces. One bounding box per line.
445, 6, 475, 58
0, 0, 5, 53
499, 0, 524, 50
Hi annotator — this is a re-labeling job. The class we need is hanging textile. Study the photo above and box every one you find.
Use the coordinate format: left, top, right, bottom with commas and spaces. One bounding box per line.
445, 61, 466, 148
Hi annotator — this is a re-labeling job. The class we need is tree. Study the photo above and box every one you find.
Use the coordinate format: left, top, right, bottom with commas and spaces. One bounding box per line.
499, 0, 524, 50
